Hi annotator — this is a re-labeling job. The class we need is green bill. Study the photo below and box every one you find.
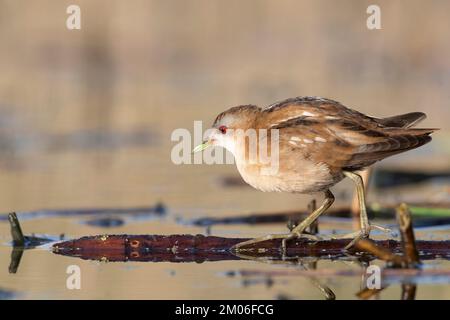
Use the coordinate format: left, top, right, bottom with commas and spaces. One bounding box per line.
192, 141, 210, 153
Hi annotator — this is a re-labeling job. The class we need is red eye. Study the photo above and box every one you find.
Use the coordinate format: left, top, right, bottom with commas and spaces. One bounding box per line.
219, 125, 227, 134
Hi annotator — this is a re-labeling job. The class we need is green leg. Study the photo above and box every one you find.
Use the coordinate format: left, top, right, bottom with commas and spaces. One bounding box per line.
290, 190, 335, 235
335, 171, 391, 249
344, 171, 370, 235
232, 190, 334, 253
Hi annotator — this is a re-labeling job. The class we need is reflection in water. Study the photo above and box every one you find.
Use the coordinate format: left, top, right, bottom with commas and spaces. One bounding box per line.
9, 247, 24, 274
2, 215, 450, 299
2, 196, 450, 299
227, 260, 336, 300
7, 236, 437, 300
6, 213, 59, 274
47, 232, 449, 300
401, 284, 417, 300
0, 288, 17, 300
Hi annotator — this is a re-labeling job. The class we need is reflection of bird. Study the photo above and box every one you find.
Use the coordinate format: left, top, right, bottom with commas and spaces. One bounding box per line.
194, 96, 436, 250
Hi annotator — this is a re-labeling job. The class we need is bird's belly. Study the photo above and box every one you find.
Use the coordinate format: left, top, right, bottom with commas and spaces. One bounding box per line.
236, 160, 341, 193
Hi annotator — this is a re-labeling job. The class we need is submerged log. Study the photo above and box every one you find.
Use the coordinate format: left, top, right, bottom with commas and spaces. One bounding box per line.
52, 234, 450, 263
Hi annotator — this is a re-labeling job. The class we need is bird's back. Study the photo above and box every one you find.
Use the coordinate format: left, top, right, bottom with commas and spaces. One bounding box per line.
258, 96, 436, 172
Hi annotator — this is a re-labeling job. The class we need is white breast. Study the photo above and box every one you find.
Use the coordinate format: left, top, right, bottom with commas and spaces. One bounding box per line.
235, 157, 338, 194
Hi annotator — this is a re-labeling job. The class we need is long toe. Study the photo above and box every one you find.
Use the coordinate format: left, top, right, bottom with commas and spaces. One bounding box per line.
282, 232, 323, 254
343, 232, 366, 250
371, 224, 392, 234
331, 229, 370, 250
232, 233, 291, 251
233, 232, 322, 253
334, 223, 392, 250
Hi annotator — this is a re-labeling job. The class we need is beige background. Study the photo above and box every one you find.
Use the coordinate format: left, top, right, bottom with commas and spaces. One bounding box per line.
0, 0, 448, 299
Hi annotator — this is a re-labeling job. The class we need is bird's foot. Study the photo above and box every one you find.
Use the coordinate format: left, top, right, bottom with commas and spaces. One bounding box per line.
232, 232, 322, 254
280, 231, 322, 254
332, 224, 391, 250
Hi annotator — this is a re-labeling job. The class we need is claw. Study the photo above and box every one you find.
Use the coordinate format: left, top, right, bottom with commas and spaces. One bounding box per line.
232, 232, 322, 254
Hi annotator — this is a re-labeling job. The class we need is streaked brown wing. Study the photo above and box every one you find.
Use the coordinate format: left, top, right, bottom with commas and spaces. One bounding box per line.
375, 112, 426, 128
261, 97, 378, 170
262, 97, 434, 171
275, 124, 355, 172
261, 96, 379, 129
344, 128, 433, 170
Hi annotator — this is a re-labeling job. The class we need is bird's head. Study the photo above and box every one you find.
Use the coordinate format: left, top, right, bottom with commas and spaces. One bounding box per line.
193, 105, 260, 155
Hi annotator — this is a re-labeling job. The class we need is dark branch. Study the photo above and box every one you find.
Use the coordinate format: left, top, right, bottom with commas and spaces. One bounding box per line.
52, 234, 450, 263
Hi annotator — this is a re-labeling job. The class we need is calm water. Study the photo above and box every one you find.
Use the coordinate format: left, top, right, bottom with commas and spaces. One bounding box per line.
0, 120, 449, 300
1, 186, 449, 299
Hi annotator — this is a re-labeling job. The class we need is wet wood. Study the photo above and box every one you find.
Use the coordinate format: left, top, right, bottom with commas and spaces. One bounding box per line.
355, 239, 405, 268
401, 284, 417, 300
9, 248, 24, 274
355, 287, 385, 300
355, 204, 422, 268
7, 212, 59, 248
397, 204, 420, 267
52, 234, 450, 263
7, 212, 61, 274
8, 213, 25, 247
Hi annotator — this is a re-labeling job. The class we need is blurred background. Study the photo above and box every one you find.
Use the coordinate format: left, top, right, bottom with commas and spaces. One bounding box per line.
0, 0, 449, 299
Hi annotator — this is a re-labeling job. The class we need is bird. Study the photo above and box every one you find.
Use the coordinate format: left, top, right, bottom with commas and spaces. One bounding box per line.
193, 96, 436, 251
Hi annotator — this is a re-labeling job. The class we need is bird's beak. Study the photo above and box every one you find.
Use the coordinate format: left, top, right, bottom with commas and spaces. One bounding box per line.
192, 140, 212, 153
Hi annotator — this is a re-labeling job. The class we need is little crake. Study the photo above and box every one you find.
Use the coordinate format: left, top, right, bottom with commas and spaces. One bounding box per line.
194, 96, 436, 251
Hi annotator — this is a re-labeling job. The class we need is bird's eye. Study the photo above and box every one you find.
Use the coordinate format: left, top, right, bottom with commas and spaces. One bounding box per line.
218, 125, 227, 134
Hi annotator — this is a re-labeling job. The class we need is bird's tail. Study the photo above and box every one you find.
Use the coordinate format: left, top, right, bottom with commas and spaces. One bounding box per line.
376, 112, 427, 128
345, 127, 437, 171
